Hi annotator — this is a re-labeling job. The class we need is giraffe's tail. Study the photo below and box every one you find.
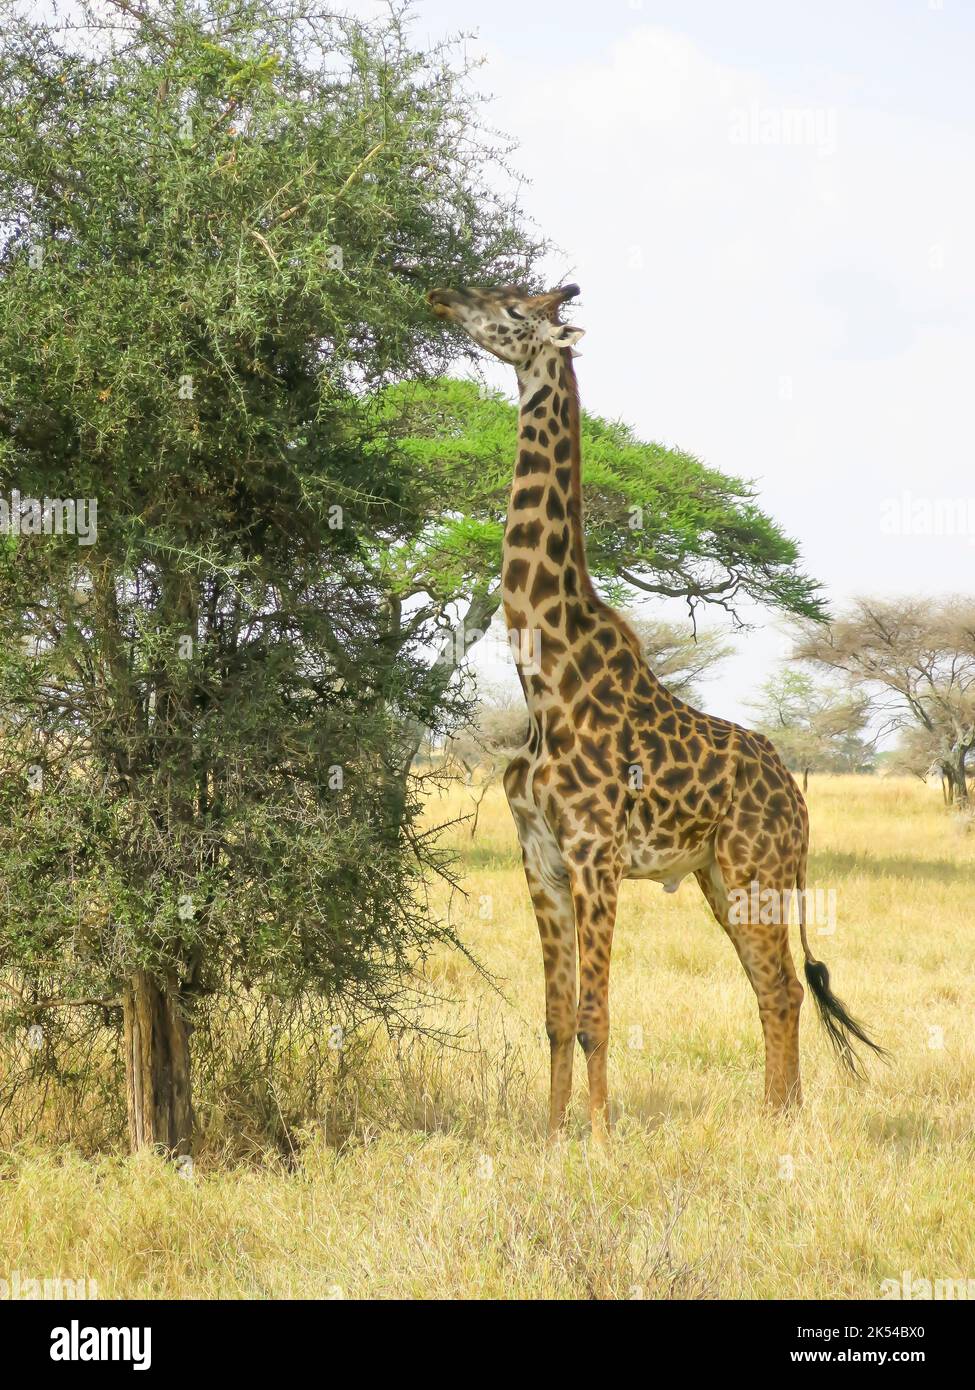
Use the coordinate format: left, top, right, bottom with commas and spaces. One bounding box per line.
796, 856, 889, 1079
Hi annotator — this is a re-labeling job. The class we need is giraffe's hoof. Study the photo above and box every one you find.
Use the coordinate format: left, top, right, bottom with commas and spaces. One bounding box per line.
589, 1134, 614, 1162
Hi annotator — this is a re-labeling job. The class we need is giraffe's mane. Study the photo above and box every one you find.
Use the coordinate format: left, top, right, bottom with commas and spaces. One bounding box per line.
559, 350, 645, 660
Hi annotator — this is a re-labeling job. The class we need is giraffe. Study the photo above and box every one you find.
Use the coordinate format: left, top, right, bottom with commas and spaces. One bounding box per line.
427, 281, 886, 1146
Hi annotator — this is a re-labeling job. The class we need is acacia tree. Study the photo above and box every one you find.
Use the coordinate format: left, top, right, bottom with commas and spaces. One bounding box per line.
362, 377, 826, 773
747, 669, 873, 791
888, 723, 959, 801
0, 0, 543, 1152
794, 598, 975, 804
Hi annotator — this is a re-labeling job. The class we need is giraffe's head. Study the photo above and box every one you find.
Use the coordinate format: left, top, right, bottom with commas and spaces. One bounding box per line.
426, 283, 584, 367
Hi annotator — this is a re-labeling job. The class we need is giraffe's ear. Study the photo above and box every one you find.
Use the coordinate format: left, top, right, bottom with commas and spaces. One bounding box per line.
547, 323, 585, 348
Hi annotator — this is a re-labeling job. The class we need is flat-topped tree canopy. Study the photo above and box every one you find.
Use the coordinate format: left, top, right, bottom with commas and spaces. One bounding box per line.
366, 376, 826, 629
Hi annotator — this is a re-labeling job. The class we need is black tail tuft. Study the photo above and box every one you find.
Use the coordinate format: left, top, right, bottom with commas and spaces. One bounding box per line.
804, 959, 889, 1079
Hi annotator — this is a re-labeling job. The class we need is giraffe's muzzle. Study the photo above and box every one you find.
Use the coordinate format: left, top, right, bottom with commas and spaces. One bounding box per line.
426, 287, 466, 318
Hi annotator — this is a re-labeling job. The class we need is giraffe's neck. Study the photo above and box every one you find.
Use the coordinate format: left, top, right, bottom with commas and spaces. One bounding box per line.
501, 347, 591, 696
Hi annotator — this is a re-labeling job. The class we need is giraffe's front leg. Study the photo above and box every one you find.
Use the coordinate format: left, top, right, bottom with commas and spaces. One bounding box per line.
521, 861, 577, 1140
566, 851, 621, 1151
507, 775, 579, 1140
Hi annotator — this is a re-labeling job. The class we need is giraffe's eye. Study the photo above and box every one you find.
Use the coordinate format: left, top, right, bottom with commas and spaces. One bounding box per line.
506, 307, 526, 321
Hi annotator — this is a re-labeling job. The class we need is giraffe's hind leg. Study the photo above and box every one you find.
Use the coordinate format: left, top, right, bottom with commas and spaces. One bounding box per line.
695, 862, 804, 1109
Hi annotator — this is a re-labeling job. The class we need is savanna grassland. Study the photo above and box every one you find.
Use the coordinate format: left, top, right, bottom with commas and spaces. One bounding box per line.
2, 776, 974, 1300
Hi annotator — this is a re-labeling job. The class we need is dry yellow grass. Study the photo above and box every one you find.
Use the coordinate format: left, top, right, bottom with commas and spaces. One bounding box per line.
2, 775, 974, 1299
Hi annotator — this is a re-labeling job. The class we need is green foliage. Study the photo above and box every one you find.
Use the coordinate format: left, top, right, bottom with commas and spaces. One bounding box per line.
366, 378, 826, 622
0, 0, 542, 1128
0, 2, 541, 548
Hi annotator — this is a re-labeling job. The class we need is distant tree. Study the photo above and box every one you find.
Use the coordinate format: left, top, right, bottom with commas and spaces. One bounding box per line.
437, 684, 526, 836
626, 618, 733, 706
887, 724, 954, 799
445, 685, 527, 783
747, 670, 873, 791
794, 598, 975, 804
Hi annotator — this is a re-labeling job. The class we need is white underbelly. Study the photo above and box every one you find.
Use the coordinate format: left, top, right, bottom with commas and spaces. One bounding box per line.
624, 840, 713, 890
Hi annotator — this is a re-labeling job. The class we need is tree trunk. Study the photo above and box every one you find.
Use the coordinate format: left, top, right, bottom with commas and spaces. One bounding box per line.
802, 767, 809, 793
953, 749, 969, 806
942, 764, 956, 804
123, 970, 194, 1155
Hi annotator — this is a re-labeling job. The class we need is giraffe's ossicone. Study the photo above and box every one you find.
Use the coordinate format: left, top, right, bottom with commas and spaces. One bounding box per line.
427, 281, 887, 1145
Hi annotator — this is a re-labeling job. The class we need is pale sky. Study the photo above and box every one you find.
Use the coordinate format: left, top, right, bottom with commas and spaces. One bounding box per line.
380, 0, 975, 726
42, 0, 975, 725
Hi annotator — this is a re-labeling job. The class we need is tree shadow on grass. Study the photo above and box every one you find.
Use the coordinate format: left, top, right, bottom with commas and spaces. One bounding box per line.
811, 849, 973, 886
867, 1111, 942, 1149
461, 845, 974, 883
